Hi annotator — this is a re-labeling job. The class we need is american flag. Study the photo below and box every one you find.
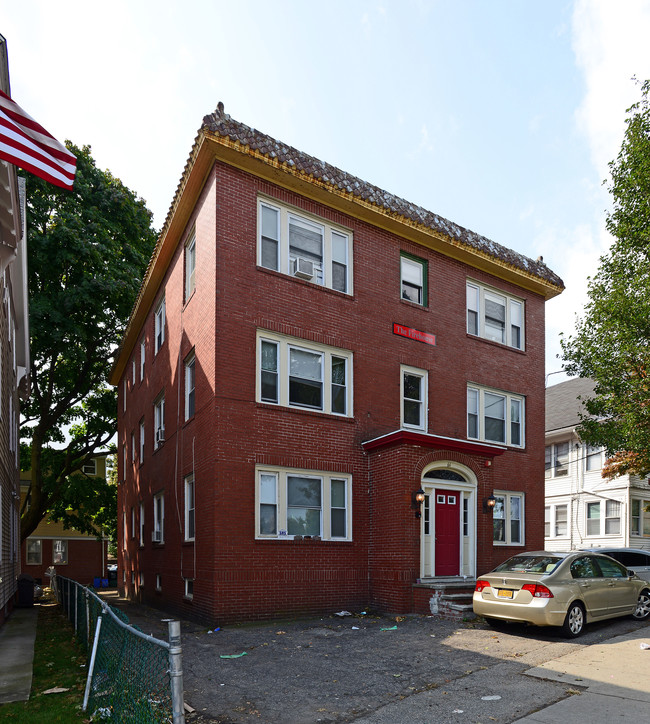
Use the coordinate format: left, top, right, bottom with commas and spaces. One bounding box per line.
0, 88, 76, 190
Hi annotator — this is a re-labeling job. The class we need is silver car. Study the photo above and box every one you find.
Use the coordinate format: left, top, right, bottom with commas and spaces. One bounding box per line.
581, 548, 650, 583
473, 550, 650, 637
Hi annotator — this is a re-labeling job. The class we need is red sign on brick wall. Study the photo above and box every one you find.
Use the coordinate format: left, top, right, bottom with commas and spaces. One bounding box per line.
393, 323, 436, 346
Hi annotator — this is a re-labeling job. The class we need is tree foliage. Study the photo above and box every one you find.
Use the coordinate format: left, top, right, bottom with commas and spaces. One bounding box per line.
19, 144, 157, 542
561, 79, 650, 478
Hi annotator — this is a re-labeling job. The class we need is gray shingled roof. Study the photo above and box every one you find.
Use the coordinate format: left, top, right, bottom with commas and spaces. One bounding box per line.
546, 377, 596, 432
201, 103, 564, 291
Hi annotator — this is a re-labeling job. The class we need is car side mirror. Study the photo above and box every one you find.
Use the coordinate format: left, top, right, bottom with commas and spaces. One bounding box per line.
628, 570, 636, 579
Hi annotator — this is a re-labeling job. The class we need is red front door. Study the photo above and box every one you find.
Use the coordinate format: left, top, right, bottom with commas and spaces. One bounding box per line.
434, 489, 460, 576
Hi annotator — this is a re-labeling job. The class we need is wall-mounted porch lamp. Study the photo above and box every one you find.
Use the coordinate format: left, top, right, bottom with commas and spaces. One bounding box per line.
412, 488, 425, 518
482, 494, 497, 513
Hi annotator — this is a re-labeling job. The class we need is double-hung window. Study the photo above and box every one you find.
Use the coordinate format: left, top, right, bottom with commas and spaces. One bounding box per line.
154, 297, 166, 354
545, 503, 568, 538
631, 499, 650, 537
154, 393, 165, 449
139, 502, 144, 546
140, 339, 145, 381
26, 539, 42, 565
585, 444, 602, 471
153, 492, 164, 543
256, 466, 352, 540
53, 539, 68, 564
139, 419, 145, 463
258, 199, 351, 294
467, 385, 524, 447
185, 473, 195, 541
493, 492, 524, 545
401, 365, 427, 430
185, 229, 196, 301
400, 253, 427, 305
185, 353, 195, 420
586, 499, 620, 536
586, 501, 600, 536
257, 331, 352, 416
466, 281, 524, 350
545, 442, 569, 477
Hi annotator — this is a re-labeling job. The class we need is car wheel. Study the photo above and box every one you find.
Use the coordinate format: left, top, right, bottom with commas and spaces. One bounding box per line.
632, 590, 650, 620
561, 602, 585, 638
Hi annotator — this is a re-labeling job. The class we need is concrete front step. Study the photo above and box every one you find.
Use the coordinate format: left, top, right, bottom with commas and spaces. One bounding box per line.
413, 578, 477, 620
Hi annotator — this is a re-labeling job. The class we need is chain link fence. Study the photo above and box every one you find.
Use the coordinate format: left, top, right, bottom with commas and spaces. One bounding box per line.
54, 575, 184, 723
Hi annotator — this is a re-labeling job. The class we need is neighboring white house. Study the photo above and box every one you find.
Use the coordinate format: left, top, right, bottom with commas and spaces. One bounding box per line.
545, 377, 650, 552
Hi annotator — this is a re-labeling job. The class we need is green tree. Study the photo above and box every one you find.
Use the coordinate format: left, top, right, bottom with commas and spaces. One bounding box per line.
561, 79, 650, 478
19, 144, 157, 542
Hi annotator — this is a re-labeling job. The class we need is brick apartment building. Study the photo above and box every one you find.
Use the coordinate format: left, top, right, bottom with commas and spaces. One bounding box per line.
0, 36, 29, 627
110, 103, 564, 624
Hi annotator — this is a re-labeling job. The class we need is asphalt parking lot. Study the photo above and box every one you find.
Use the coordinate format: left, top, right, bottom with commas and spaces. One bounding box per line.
101, 593, 650, 724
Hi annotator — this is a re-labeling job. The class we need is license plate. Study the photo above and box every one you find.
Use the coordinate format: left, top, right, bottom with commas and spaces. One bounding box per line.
497, 589, 514, 599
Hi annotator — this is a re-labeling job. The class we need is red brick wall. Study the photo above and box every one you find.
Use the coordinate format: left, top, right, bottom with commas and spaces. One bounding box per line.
117, 158, 547, 623
21, 538, 109, 586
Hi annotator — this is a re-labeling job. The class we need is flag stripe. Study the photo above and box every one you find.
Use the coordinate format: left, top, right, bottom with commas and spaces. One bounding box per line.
0, 88, 76, 189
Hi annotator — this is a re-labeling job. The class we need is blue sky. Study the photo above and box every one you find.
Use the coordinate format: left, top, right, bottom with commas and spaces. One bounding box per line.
4, 0, 650, 379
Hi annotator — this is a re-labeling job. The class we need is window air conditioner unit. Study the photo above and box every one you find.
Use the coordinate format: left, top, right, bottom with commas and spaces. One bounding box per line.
155, 427, 165, 445
152, 530, 162, 543
293, 257, 314, 280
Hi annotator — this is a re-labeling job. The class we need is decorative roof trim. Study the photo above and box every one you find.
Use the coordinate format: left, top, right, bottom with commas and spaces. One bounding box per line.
362, 429, 507, 457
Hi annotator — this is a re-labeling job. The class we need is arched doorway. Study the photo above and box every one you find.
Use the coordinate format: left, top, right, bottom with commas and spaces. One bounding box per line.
420, 464, 477, 579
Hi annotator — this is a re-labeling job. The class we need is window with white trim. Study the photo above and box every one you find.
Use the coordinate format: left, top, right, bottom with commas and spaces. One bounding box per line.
139, 502, 144, 546
631, 499, 650, 537
131, 506, 136, 539
185, 229, 196, 301
256, 467, 352, 540
185, 353, 195, 420
139, 419, 145, 463
154, 296, 165, 354
466, 281, 524, 349
493, 492, 524, 545
132, 360, 136, 385
585, 444, 602, 471
131, 432, 136, 463
258, 199, 351, 294
257, 331, 352, 416
26, 539, 42, 565
184, 578, 194, 599
82, 459, 97, 475
401, 365, 427, 431
185, 473, 195, 541
156, 573, 162, 591
400, 253, 427, 305
153, 492, 164, 543
154, 393, 165, 449
140, 338, 145, 381
586, 500, 621, 536
545, 503, 568, 538
467, 385, 524, 447
545, 442, 569, 478
53, 539, 68, 564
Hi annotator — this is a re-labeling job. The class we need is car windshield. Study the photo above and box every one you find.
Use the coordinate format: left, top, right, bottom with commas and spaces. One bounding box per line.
493, 556, 562, 574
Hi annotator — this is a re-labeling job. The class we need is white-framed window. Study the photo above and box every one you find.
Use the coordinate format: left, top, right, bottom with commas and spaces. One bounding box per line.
466, 281, 524, 350
123, 378, 127, 413
140, 338, 145, 381
184, 578, 194, 599
122, 444, 127, 481
257, 331, 352, 417
82, 459, 97, 475
131, 431, 136, 463
139, 419, 145, 463
258, 198, 351, 294
154, 393, 165, 449
132, 360, 136, 385
586, 500, 622, 536
185, 473, 195, 541
256, 466, 352, 541
400, 253, 427, 305
631, 499, 650, 537
493, 492, 524, 545
401, 365, 427, 431
467, 385, 524, 447
153, 492, 165, 543
26, 538, 42, 565
545, 503, 568, 538
585, 444, 602, 471
185, 352, 195, 421
185, 229, 196, 301
131, 506, 136, 539
53, 539, 68, 564
154, 296, 166, 354
156, 574, 162, 591
139, 572, 145, 587
139, 502, 144, 547
545, 442, 569, 478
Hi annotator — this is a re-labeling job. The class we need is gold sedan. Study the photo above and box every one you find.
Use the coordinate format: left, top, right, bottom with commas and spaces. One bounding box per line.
473, 550, 650, 637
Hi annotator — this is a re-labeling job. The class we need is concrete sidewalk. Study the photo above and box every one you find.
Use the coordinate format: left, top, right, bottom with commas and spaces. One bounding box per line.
519, 626, 650, 722
0, 607, 38, 704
